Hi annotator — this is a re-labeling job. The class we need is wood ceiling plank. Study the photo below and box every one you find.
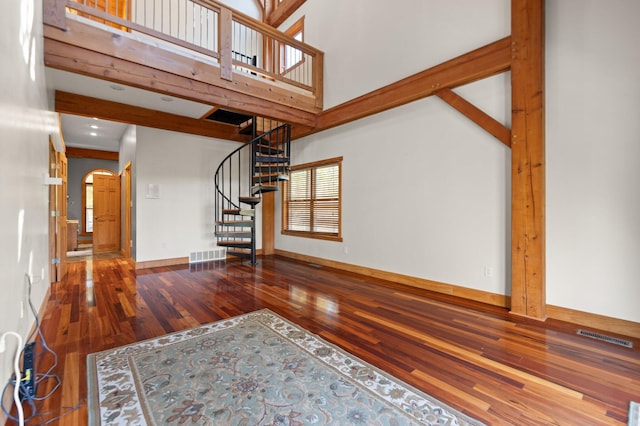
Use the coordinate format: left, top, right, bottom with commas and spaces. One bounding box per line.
55, 91, 250, 142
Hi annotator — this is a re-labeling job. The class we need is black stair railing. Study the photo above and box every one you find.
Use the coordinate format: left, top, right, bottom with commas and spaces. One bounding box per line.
214, 121, 290, 264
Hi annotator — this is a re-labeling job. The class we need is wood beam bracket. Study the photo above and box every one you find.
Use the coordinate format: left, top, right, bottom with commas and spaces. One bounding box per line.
436, 88, 511, 147
303, 37, 511, 139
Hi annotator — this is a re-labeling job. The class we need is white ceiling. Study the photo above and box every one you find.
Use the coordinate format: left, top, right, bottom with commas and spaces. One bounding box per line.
60, 115, 128, 152
47, 68, 216, 152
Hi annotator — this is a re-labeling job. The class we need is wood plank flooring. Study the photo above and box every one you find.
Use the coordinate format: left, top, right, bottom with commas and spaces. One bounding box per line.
25, 255, 640, 425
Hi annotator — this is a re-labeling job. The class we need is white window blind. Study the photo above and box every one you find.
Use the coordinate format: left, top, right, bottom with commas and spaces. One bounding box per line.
284, 158, 342, 240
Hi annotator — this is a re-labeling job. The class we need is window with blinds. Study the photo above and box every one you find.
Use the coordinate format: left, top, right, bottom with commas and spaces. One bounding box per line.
282, 157, 342, 241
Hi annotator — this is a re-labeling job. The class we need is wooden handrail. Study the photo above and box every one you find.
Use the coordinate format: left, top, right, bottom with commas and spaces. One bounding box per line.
229, 11, 322, 58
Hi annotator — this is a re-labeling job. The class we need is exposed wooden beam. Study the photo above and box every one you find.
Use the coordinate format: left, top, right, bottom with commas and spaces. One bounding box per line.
43, 20, 319, 125
510, 0, 546, 320
45, 38, 317, 128
55, 91, 250, 142
66, 146, 119, 161
436, 88, 511, 147
266, 0, 307, 27
263, 0, 274, 23
301, 37, 511, 139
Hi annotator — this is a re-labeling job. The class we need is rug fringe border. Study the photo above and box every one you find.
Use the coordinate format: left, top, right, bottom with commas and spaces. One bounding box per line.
86, 353, 100, 425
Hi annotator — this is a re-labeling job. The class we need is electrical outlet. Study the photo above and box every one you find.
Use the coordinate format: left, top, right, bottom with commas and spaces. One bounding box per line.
484, 267, 494, 277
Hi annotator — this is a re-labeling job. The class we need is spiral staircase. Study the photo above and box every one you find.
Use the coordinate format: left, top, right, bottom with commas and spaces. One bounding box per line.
214, 118, 291, 264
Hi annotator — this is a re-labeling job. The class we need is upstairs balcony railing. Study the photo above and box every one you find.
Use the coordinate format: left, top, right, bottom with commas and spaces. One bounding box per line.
53, 0, 323, 106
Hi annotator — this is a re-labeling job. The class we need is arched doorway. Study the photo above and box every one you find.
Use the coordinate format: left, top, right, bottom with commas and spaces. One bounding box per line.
82, 168, 120, 254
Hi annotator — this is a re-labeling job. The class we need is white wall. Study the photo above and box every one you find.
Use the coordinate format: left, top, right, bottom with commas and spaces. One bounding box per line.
276, 77, 511, 296
286, 0, 510, 109
119, 125, 138, 257
220, 0, 262, 20
0, 0, 54, 394
546, 0, 640, 322
276, 0, 640, 324
135, 127, 241, 262
276, 0, 511, 295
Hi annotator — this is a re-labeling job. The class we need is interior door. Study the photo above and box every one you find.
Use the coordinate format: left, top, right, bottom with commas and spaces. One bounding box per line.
93, 174, 120, 253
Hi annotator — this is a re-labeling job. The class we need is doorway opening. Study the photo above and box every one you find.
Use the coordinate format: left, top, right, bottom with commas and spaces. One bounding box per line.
67, 168, 120, 258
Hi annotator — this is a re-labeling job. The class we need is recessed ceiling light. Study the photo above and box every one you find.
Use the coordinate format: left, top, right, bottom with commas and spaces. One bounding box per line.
110, 84, 125, 91
161, 96, 173, 102
90, 125, 99, 129
90, 132, 97, 136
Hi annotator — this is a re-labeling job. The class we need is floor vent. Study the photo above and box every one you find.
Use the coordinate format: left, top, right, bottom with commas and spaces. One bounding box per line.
576, 329, 633, 348
189, 248, 227, 264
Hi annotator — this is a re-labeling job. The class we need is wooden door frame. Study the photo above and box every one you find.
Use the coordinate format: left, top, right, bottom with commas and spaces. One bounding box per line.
122, 161, 132, 258
48, 138, 58, 282
55, 151, 68, 281
81, 168, 116, 240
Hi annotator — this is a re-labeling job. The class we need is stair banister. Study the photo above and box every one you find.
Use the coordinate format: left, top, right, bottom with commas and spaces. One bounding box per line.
214, 122, 291, 264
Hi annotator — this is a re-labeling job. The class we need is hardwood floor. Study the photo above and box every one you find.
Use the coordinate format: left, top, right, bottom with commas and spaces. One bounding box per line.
26, 255, 640, 425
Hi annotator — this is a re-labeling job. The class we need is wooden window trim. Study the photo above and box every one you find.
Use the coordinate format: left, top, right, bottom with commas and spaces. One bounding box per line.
282, 156, 343, 242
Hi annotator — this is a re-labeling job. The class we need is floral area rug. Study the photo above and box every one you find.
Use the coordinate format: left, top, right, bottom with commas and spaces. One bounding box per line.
87, 309, 484, 425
